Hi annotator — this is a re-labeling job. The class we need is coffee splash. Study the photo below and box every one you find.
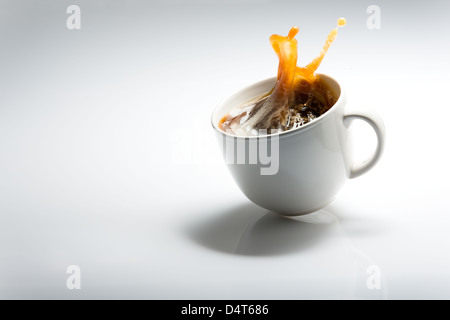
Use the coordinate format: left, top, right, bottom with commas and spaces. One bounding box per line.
220, 18, 346, 136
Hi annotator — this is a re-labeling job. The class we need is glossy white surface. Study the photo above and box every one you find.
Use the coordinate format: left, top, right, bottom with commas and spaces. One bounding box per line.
1, 1, 450, 299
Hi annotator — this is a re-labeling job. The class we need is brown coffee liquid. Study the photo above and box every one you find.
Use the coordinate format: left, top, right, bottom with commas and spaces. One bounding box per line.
220, 18, 346, 135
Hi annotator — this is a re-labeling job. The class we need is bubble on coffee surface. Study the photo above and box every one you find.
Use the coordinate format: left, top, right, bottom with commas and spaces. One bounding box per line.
219, 18, 346, 136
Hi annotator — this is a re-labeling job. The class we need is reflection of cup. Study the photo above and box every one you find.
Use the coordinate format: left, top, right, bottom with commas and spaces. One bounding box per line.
211, 74, 385, 215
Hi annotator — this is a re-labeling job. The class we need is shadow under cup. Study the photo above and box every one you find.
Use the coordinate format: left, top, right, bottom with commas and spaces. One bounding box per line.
211, 74, 384, 215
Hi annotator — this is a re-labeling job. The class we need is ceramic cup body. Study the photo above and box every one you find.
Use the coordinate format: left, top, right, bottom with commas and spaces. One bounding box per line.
211, 75, 385, 215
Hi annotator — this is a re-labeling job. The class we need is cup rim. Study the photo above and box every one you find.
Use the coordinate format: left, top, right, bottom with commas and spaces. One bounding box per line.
211, 73, 344, 139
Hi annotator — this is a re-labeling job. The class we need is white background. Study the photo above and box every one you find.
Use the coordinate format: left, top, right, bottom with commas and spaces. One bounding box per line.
1, 0, 450, 299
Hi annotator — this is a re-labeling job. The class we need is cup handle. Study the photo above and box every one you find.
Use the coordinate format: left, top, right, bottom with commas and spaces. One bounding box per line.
343, 109, 386, 179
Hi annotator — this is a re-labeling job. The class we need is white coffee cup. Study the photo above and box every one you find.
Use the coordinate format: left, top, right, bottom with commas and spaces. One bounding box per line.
211, 74, 385, 215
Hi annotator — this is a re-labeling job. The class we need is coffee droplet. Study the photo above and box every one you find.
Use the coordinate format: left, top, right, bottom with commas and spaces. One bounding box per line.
337, 18, 346, 27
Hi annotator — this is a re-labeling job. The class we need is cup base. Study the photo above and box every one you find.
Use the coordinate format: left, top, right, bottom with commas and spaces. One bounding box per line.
273, 198, 335, 217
